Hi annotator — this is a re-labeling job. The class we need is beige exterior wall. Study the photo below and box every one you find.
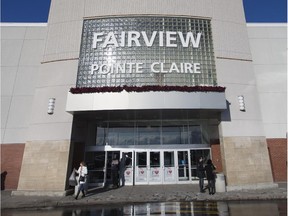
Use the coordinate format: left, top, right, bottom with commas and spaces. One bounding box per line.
1, 24, 47, 144
221, 136, 274, 191
13, 140, 71, 196
247, 24, 287, 139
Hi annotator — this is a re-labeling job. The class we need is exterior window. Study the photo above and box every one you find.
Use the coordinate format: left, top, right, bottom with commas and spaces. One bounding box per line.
162, 126, 187, 145
106, 127, 134, 146
137, 126, 161, 145
96, 127, 105, 146
94, 120, 216, 146
189, 125, 202, 144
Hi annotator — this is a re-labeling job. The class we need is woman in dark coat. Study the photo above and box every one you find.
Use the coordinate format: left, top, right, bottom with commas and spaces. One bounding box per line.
205, 159, 216, 195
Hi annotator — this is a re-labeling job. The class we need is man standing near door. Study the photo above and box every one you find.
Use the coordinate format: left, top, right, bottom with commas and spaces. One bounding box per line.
111, 154, 120, 188
197, 156, 206, 193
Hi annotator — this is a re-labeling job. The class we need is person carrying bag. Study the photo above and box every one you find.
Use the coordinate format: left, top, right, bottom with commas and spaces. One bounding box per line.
74, 161, 88, 199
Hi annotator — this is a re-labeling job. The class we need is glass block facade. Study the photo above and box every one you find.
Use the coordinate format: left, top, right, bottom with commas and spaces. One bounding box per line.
77, 16, 217, 87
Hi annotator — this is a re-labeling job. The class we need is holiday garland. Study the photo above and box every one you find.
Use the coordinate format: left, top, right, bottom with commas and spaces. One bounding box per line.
70, 85, 226, 94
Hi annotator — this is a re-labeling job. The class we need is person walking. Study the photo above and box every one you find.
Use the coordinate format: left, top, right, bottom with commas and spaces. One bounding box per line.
205, 159, 216, 195
196, 156, 206, 193
74, 161, 88, 199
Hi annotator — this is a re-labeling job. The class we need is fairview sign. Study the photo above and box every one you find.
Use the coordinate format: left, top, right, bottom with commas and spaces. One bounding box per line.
92, 31, 202, 49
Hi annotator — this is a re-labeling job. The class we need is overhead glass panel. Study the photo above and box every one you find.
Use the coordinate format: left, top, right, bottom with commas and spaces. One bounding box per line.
93, 118, 218, 146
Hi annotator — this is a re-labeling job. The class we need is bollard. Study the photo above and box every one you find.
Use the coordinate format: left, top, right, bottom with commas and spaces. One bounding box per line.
215, 173, 226, 192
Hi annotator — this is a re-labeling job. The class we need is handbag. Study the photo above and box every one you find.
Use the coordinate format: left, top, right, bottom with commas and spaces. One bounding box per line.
79, 175, 85, 182
68, 170, 77, 186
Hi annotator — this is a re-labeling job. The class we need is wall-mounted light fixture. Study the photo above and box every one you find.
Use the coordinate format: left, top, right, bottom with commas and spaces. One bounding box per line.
47, 98, 56, 115
238, 95, 245, 111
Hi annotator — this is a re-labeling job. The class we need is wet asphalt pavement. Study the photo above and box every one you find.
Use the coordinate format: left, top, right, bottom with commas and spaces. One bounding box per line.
1, 183, 287, 210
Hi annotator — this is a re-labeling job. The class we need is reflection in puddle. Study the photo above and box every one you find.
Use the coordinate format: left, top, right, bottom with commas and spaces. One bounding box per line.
2, 200, 286, 216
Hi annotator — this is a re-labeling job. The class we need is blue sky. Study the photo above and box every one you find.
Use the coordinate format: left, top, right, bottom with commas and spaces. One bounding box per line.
1, 0, 287, 23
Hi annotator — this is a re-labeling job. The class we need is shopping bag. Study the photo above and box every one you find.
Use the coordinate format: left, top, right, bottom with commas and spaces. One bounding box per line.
69, 169, 77, 186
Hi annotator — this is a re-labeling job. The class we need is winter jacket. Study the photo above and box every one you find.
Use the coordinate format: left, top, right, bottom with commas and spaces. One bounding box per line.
197, 161, 206, 178
205, 163, 216, 180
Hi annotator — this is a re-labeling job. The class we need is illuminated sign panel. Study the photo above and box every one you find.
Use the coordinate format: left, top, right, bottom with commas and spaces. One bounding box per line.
77, 17, 216, 87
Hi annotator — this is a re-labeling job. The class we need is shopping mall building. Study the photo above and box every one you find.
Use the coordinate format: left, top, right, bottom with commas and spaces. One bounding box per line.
1, 0, 287, 196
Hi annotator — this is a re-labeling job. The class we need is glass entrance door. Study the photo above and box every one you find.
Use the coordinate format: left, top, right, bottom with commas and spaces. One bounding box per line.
134, 150, 192, 185
149, 151, 162, 184
106, 151, 120, 186
135, 151, 148, 185
120, 151, 133, 186
177, 150, 190, 182
86, 148, 210, 186
190, 149, 211, 181
163, 151, 176, 183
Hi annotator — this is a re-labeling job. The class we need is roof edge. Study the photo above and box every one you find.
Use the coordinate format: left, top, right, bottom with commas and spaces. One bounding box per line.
0, 22, 286, 27
247, 23, 287, 27
0, 22, 47, 27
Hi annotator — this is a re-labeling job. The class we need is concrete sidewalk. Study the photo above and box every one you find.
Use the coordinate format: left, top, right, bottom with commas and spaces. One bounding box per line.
1, 183, 287, 210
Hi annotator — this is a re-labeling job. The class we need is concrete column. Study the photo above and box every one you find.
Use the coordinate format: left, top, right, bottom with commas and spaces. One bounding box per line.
13, 140, 71, 196
220, 136, 277, 191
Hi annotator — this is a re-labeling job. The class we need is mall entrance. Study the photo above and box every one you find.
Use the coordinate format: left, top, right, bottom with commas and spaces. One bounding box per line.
73, 109, 220, 187
85, 148, 210, 187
